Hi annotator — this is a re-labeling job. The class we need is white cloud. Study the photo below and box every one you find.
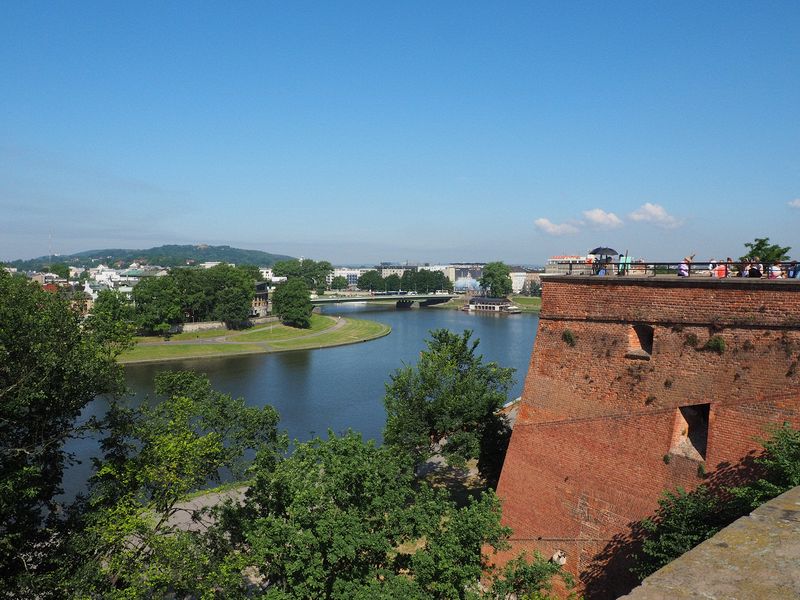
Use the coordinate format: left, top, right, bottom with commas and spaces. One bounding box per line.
788, 199, 800, 208
629, 203, 682, 228
582, 208, 623, 228
534, 218, 579, 235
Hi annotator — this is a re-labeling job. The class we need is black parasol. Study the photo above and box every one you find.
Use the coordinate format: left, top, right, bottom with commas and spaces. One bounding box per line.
589, 247, 619, 256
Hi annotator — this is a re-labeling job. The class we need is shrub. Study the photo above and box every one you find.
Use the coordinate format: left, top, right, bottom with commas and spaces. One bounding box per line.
561, 329, 576, 347
704, 336, 726, 354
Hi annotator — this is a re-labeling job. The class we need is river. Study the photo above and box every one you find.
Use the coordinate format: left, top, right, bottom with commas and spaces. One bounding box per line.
64, 305, 538, 497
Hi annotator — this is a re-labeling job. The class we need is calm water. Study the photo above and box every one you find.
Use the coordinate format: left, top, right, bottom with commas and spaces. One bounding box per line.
64, 305, 538, 497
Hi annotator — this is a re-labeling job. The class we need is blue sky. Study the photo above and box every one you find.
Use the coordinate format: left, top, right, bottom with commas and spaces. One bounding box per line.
2, 1, 798, 264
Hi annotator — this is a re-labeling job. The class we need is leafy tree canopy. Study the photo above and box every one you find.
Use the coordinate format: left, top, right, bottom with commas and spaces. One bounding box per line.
480, 262, 513, 298
331, 275, 349, 290
383, 329, 514, 483
131, 275, 182, 335
384, 273, 401, 291
741, 237, 791, 263
357, 270, 383, 291
229, 430, 547, 600
273, 258, 333, 293
51, 371, 286, 598
0, 271, 126, 585
84, 290, 136, 356
48, 262, 70, 279
272, 278, 313, 328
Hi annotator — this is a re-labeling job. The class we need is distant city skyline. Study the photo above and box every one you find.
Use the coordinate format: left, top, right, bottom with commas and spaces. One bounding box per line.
2, 2, 798, 264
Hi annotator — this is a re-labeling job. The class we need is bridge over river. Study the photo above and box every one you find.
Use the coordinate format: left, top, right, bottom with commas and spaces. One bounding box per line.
310, 293, 456, 308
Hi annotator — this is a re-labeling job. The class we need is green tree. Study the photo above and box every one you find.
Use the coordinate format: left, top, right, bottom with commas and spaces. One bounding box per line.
401, 270, 415, 291
632, 486, 725, 581
415, 270, 453, 293
331, 275, 349, 290
633, 424, 800, 581
727, 423, 800, 511
0, 271, 125, 588
170, 267, 210, 322
480, 262, 512, 298
485, 552, 573, 599
273, 258, 333, 292
58, 371, 285, 598
384, 273, 401, 291
741, 237, 791, 263
357, 270, 383, 291
131, 275, 182, 335
383, 330, 514, 482
272, 278, 313, 328
236, 263, 262, 282
230, 431, 514, 599
48, 262, 70, 279
84, 290, 136, 357
272, 258, 304, 280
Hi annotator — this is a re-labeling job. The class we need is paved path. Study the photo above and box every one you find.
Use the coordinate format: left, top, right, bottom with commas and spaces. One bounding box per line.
167, 486, 248, 532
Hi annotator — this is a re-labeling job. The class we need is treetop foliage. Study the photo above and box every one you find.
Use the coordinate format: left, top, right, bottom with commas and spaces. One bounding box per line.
271, 278, 313, 328
357, 269, 453, 293
741, 237, 791, 263
479, 262, 513, 298
272, 258, 333, 293
0, 270, 127, 585
131, 263, 257, 334
383, 329, 514, 483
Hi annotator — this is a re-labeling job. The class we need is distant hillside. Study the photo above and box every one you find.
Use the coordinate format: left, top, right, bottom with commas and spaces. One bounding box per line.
6, 245, 295, 271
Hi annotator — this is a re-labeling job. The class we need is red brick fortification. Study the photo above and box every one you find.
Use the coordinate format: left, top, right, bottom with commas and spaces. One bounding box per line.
494, 277, 800, 599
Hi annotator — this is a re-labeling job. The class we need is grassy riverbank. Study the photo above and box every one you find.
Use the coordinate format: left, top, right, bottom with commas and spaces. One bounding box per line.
120, 314, 391, 364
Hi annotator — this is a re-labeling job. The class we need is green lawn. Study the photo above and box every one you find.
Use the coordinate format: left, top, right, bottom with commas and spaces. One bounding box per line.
259, 318, 390, 351
509, 295, 542, 312
229, 314, 335, 341
120, 316, 390, 363
120, 342, 264, 362
134, 327, 232, 343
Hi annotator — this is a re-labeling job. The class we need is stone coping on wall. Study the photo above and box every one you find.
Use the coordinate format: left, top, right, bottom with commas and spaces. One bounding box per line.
541, 274, 800, 291
619, 485, 800, 599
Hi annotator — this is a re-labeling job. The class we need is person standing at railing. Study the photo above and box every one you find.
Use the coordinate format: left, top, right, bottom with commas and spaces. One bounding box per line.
748, 257, 763, 278
788, 261, 799, 279
769, 260, 783, 279
678, 254, 694, 277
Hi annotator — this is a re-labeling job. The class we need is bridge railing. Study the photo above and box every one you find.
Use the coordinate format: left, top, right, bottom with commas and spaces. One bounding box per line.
551, 261, 799, 279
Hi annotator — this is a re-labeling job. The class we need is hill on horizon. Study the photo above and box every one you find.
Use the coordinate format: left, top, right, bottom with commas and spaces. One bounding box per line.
5, 244, 295, 271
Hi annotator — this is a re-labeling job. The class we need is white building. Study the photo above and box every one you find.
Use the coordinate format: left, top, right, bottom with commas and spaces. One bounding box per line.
328, 267, 371, 287
509, 269, 528, 294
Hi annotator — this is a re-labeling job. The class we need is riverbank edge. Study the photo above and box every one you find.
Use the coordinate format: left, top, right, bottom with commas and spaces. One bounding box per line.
119, 319, 392, 365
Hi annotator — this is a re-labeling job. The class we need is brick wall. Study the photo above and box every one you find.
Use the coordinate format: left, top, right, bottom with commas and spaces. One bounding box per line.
495, 277, 800, 598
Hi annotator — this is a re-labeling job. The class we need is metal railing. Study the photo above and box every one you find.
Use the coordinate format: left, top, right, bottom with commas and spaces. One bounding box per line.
550, 261, 799, 279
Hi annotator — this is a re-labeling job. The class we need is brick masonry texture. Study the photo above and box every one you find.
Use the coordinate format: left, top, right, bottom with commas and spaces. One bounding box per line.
495, 277, 800, 599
